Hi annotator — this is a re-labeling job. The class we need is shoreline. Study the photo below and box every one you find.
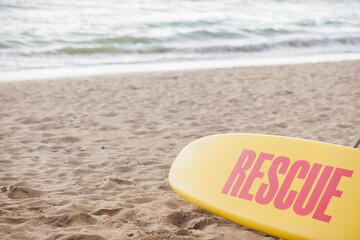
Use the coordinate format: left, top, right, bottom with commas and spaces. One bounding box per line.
1, 52, 360, 82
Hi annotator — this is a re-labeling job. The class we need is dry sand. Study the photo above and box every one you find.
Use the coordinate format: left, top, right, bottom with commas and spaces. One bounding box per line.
0, 60, 359, 240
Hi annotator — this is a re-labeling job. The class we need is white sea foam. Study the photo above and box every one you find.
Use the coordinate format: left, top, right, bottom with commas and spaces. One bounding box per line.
1, 52, 360, 82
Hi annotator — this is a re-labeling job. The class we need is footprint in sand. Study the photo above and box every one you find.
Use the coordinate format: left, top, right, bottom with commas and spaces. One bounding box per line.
46, 234, 106, 240
7, 186, 42, 199
38, 213, 97, 227
91, 208, 122, 217
167, 210, 216, 231
59, 136, 82, 143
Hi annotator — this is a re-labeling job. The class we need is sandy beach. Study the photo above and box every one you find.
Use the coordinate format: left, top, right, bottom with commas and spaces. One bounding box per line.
0, 60, 359, 240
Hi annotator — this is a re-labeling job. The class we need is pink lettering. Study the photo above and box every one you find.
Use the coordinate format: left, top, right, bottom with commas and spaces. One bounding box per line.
293, 165, 333, 216
221, 149, 256, 197
313, 168, 353, 222
255, 156, 289, 204
274, 160, 310, 210
239, 152, 274, 201
221, 149, 354, 223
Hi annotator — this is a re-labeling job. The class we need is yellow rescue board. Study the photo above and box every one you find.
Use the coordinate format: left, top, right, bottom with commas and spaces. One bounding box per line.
168, 134, 360, 240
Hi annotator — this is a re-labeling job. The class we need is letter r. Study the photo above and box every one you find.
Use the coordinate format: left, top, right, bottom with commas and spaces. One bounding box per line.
221, 149, 256, 197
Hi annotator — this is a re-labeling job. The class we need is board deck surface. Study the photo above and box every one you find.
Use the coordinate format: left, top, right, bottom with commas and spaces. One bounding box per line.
168, 134, 360, 240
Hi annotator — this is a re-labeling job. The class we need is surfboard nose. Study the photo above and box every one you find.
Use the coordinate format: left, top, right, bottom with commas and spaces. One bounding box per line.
169, 134, 360, 240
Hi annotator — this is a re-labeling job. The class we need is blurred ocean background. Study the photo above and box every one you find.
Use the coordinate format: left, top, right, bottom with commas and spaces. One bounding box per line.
1, 0, 360, 72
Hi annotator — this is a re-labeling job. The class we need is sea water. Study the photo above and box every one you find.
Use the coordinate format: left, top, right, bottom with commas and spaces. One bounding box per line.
0, 0, 359, 74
